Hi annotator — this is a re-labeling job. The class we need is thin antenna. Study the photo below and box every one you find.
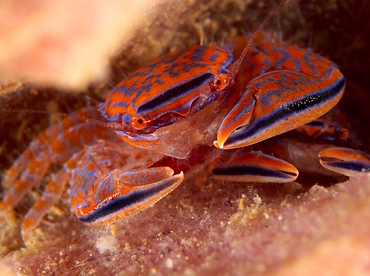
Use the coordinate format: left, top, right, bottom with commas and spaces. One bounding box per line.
231, 0, 287, 75
1, 108, 67, 117
0, 108, 113, 129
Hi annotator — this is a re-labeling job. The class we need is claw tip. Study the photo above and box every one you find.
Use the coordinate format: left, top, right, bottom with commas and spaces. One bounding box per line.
213, 140, 223, 149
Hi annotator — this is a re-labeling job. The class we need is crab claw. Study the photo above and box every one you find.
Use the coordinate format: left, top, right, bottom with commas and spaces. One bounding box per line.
73, 167, 184, 224
318, 147, 370, 177
215, 69, 345, 149
210, 151, 298, 183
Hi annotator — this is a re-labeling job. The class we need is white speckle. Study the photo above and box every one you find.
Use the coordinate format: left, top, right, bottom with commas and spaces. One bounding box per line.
95, 235, 118, 254
166, 258, 174, 269
253, 194, 262, 205
277, 215, 283, 221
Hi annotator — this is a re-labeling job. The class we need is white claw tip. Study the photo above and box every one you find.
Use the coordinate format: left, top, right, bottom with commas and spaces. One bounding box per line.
213, 140, 223, 149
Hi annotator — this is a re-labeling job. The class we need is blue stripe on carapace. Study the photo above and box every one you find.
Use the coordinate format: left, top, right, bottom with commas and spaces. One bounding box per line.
271, 46, 291, 68
224, 75, 345, 147
212, 165, 296, 179
191, 46, 206, 61
77, 178, 176, 223
303, 50, 319, 76
136, 72, 214, 114
209, 52, 220, 61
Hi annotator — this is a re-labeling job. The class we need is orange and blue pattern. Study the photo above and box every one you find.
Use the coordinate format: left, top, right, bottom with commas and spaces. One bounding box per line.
1, 27, 369, 245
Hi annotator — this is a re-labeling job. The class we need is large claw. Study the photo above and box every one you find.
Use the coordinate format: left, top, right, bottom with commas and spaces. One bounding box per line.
73, 166, 184, 224
209, 151, 298, 183
215, 69, 345, 149
318, 147, 370, 177
16, 140, 181, 244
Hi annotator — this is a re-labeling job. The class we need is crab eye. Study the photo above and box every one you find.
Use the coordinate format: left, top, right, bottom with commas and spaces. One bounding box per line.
130, 116, 148, 130
212, 74, 229, 91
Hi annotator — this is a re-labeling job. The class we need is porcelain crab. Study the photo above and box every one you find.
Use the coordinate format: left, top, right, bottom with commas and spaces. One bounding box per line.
1, 14, 370, 245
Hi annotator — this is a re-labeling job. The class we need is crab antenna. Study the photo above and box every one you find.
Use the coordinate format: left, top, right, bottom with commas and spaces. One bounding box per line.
231, 0, 287, 75
0, 108, 112, 128
1, 108, 69, 117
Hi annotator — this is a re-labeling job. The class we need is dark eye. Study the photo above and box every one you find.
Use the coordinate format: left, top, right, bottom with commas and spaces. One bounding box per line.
212, 74, 229, 91
130, 116, 148, 130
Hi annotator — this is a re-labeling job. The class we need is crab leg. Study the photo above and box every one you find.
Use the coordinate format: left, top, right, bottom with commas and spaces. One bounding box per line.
208, 150, 298, 183
291, 119, 350, 142
283, 121, 370, 177
2, 106, 103, 188
1, 152, 51, 211
1, 122, 118, 212
21, 150, 84, 244
215, 68, 345, 149
318, 147, 370, 177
